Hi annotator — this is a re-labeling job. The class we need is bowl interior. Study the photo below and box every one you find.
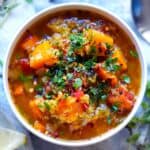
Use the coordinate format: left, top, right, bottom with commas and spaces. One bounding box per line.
3, 3, 147, 147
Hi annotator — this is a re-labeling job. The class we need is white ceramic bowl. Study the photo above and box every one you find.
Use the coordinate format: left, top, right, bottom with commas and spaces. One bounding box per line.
3, 3, 147, 147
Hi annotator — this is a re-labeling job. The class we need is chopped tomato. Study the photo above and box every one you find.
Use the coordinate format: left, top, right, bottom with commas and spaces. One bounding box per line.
19, 58, 33, 74
72, 90, 84, 100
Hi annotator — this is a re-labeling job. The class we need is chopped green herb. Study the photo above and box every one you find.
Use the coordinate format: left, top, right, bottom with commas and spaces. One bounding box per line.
111, 105, 118, 112
146, 81, 150, 98
122, 75, 131, 84
89, 82, 109, 104
100, 94, 107, 100
67, 73, 73, 80
19, 73, 33, 82
83, 57, 97, 70
129, 50, 138, 58
69, 33, 85, 52
106, 43, 112, 49
104, 57, 120, 72
44, 101, 50, 111
45, 93, 52, 99
107, 116, 112, 125
37, 103, 44, 110
127, 133, 140, 144
73, 78, 82, 89
35, 84, 43, 94
52, 70, 65, 88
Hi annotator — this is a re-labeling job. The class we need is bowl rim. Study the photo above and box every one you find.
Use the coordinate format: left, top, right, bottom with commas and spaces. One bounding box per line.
3, 2, 147, 147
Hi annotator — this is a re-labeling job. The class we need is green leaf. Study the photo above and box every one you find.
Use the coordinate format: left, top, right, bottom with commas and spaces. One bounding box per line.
73, 78, 82, 89
107, 116, 112, 125
129, 50, 138, 58
141, 101, 150, 110
127, 133, 140, 144
146, 81, 150, 98
128, 117, 139, 128
25, 0, 33, 3
0, 59, 3, 66
122, 75, 131, 84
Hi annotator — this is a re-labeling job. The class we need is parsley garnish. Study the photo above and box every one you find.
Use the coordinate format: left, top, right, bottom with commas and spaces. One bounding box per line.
67, 73, 73, 80
122, 75, 131, 84
73, 78, 82, 89
88, 82, 109, 103
69, 33, 85, 52
129, 50, 138, 58
44, 101, 50, 111
107, 116, 112, 125
106, 43, 112, 50
35, 84, 43, 95
45, 93, 52, 99
111, 105, 118, 112
104, 57, 120, 72
83, 57, 97, 70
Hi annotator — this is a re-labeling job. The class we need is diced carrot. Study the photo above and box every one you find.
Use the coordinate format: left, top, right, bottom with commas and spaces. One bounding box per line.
29, 100, 43, 119
113, 49, 127, 71
14, 85, 24, 95
85, 29, 113, 46
34, 121, 45, 133
95, 64, 118, 86
21, 35, 39, 51
29, 40, 59, 69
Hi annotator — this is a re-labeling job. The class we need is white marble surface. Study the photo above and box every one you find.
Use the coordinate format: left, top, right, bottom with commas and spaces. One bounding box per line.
0, 0, 149, 149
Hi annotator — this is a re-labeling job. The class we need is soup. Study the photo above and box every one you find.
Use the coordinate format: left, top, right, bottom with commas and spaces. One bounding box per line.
8, 10, 141, 140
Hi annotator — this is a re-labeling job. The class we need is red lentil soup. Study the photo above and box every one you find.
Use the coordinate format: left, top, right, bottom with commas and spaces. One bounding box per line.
8, 10, 141, 140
